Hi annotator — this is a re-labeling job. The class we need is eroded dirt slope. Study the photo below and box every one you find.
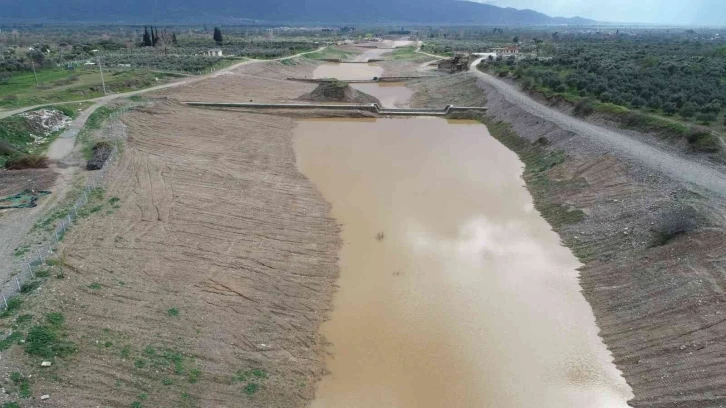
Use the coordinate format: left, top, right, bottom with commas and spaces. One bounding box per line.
3, 101, 341, 407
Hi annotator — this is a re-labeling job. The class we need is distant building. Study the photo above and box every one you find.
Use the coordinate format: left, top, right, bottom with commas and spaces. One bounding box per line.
492, 46, 520, 55
205, 49, 223, 57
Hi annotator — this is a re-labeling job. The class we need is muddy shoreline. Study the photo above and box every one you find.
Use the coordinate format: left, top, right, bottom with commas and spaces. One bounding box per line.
411, 72, 726, 407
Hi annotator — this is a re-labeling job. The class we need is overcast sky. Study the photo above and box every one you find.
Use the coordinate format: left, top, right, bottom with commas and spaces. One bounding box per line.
479, 0, 726, 25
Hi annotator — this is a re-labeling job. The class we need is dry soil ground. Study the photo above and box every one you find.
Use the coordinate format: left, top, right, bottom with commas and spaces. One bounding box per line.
0, 60, 342, 408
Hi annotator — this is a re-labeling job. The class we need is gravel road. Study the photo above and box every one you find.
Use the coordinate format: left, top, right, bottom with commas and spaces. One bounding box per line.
469, 59, 726, 197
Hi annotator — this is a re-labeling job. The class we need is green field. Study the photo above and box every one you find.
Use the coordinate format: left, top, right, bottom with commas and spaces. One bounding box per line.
0, 68, 181, 110
303, 47, 354, 60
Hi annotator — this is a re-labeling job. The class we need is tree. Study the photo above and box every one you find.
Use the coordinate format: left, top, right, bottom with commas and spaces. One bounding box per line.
213, 27, 223, 44
680, 103, 697, 119
663, 102, 678, 116
172, 32, 178, 45
696, 112, 716, 124
154, 28, 160, 46
150, 26, 156, 46
142, 27, 152, 47
513, 36, 520, 44
533, 38, 543, 56
647, 96, 663, 111
0, 71, 10, 85
630, 96, 646, 109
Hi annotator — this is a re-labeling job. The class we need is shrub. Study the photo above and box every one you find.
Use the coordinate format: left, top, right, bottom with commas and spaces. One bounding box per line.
654, 207, 698, 245
0, 140, 17, 156
0, 71, 10, 85
5, 155, 48, 170
573, 98, 595, 116
686, 129, 720, 152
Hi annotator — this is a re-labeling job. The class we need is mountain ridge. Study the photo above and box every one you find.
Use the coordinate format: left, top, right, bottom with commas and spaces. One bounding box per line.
0, 0, 596, 25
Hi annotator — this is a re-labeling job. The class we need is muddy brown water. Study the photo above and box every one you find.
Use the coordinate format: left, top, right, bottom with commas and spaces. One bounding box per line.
294, 117, 633, 407
313, 63, 384, 81
313, 63, 412, 108
350, 82, 413, 108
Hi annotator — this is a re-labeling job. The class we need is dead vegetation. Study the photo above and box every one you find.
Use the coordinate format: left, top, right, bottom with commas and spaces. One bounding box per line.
299, 80, 380, 104
4, 154, 49, 170
86, 141, 112, 170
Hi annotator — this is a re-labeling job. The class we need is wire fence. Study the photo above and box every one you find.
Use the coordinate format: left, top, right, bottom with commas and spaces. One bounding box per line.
0, 146, 118, 312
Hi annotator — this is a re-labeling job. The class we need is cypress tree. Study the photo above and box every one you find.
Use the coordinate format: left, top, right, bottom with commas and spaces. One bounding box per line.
154, 28, 160, 46
213, 27, 223, 44
150, 26, 156, 46
172, 32, 178, 45
143, 26, 152, 47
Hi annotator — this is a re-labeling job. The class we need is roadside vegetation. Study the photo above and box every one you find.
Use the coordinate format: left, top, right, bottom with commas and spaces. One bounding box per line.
475, 30, 726, 153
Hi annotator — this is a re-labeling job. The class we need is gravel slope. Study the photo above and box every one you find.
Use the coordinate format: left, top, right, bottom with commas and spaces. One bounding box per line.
470, 64, 726, 197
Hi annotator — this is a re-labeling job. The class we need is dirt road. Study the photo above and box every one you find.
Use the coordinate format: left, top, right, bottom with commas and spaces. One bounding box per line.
0, 48, 325, 121
468, 59, 726, 197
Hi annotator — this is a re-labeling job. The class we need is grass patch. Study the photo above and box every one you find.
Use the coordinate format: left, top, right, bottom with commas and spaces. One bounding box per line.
388, 46, 421, 60
46, 312, 65, 326
15, 314, 33, 324
13, 246, 29, 257
1, 297, 24, 318
10, 372, 32, 399
88, 283, 102, 290
243, 382, 259, 396
166, 308, 179, 317
0, 331, 24, 351
303, 47, 354, 61
25, 324, 77, 358
19, 279, 42, 293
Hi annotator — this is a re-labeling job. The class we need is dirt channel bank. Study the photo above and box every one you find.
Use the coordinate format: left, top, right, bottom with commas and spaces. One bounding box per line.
0, 60, 342, 407
2, 50, 724, 407
410, 73, 726, 407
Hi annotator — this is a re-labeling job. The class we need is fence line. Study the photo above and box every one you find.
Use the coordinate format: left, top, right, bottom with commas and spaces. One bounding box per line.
0, 146, 118, 312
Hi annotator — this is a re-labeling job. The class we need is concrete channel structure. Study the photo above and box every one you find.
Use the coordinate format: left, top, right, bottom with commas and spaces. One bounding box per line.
183, 102, 488, 117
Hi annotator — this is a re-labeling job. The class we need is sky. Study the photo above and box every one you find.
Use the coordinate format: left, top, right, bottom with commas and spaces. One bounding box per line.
479, 0, 726, 25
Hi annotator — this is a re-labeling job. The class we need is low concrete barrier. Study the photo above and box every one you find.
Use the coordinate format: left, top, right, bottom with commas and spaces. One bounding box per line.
184, 102, 487, 117
317, 59, 385, 63
287, 76, 436, 84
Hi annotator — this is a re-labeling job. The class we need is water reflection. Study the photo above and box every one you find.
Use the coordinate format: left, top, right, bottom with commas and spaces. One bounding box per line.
294, 118, 633, 408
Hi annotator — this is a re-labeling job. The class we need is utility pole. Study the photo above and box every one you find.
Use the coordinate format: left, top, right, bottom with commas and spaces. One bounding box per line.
31, 61, 39, 86
98, 56, 107, 95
